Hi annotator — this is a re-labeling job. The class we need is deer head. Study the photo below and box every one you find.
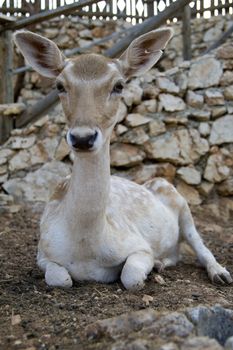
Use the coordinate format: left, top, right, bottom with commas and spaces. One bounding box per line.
14, 28, 173, 153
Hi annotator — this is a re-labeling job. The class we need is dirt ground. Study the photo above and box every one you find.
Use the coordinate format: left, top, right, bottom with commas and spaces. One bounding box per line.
0, 201, 233, 350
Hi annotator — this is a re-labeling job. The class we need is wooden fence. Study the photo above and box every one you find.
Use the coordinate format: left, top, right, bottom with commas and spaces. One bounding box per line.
1, 0, 233, 23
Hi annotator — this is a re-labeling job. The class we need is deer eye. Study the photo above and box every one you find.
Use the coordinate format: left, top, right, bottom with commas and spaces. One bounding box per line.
112, 82, 124, 95
56, 81, 66, 94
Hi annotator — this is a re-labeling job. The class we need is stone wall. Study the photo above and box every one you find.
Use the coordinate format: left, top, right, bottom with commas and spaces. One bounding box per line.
16, 14, 233, 105
1, 40, 233, 205
161, 14, 233, 70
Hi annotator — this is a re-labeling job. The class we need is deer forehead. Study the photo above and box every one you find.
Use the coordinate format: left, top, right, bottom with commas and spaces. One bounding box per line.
61, 54, 122, 87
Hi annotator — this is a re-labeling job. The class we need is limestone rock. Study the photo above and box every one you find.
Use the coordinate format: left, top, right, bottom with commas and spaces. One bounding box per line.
86, 309, 157, 339
204, 149, 232, 183
189, 108, 211, 121
209, 115, 233, 145
34, 115, 49, 127
0, 173, 8, 184
181, 337, 223, 350
29, 143, 49, 166
47, 123, 60, 136
0, 165, 7, 176
120, 127, 149, 145
163, 114, 188, 126
79, 29, 93, 39
198, 181, 214, 196
149, 120, 166, 137
204, 89, 224, 106
110, 144, 145, 167
147, 312, 194, 339
204, 26, 222, 42
0, 193, 14, 206
125, 163, 176, 184
0, 149, 14, 165
92, 27, 106, 38
11, 125, 37, 136
177, 166, 201, 185
220, 71, 233, 86
188, 57, 223, 89
55, 34, 71, 48
9, 150, 30, 172
186, 305, 233, 347
44, 28, 59, 39
217, 177, 233, 196
115, 124, 128, 136
175, 72, 188, 92
227, 103, 233, 114
8, 135, 36, 150
217, 43, 233, 59
0, 103, 25, 115
110, 130, 117, 144
144, 129, 209, 165
211, 106, 227, 119
134, 100, 157, 114
159, 343, 179, 350
225, 336, 233, 350
186, 90, 204, 108
116, 101, 127, 123
86, 309, 194, 341
21, 88, 43, 100
30, 72, 40, 84
144, 100, 157, 113
143, 84, 159, 99
224, 85, 233, 100
123, 83, 143, 107
142, 68, 158, 83
125, 114, 151, 127
112, 339, 149, 350
199, 122, 210, 137
3, 161, 71, 202
43, 137, 60, 159
156, 76, 180, 94
55, 138, 70, 161
159, 94, 186, 112
176, 181, 202, 205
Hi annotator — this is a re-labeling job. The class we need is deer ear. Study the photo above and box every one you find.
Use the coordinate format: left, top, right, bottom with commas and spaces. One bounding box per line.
14, 30, 65, 78
118, 28, 173, 79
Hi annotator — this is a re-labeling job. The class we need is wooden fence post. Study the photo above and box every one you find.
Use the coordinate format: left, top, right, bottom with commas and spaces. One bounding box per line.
0, 30, 14, 104
182, 4, 191, 60
0, 16, 15, 143
146, 0, 154, 17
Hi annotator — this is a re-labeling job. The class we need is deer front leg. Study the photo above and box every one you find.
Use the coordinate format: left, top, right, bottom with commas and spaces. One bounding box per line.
45, 262, 73, 288
121, 251, 154, 290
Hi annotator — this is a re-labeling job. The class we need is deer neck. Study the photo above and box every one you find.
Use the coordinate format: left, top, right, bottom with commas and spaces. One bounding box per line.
64, 139, 110, 236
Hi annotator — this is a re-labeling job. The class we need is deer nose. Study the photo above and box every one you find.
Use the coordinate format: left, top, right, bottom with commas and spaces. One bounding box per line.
69, 130, 98, 150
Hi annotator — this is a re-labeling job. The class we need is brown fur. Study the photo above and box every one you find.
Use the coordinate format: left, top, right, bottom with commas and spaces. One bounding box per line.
145, 178, 183, 212
68, 54, 112, 80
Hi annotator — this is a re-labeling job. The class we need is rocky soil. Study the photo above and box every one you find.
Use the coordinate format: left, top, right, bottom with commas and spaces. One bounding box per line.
0, 200, 233, 350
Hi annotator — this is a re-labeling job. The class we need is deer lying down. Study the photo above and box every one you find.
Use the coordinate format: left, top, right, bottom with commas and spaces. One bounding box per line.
14, 28, 232, 290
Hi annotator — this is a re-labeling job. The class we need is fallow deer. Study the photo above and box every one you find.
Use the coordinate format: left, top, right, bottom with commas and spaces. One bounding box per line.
14, 28, 232, 289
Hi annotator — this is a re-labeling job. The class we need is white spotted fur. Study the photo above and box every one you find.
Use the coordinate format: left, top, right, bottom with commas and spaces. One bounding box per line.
14, 28, 232, 289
